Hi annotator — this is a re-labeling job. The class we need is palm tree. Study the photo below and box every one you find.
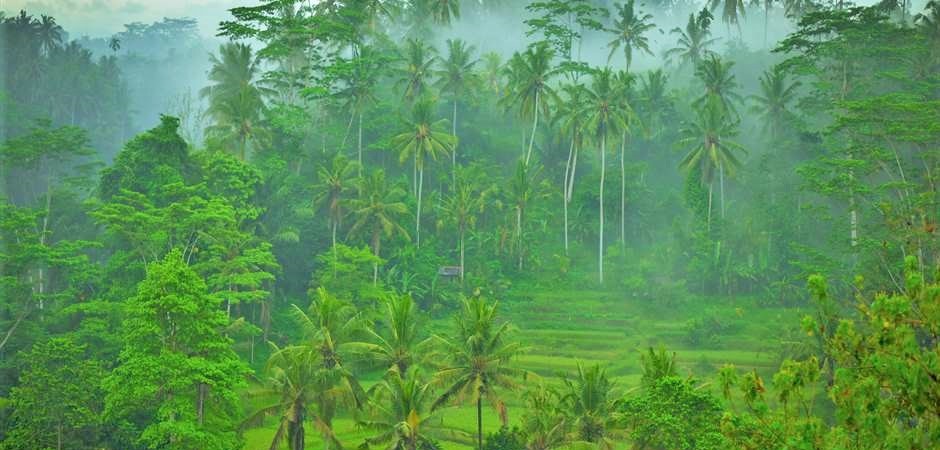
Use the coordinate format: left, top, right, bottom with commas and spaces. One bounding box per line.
433, 296, 525, 450
435, 39, 479, 184
108, 36, 121, 53
606, 0, 655, 71
560, 364, 619, 448
677, 96, 745, 227
439, 166, 491, 280
354, 294, 433, 377
200, 43, 269, 161
580, 68, 629, 284
36, 14, 63, 56
313, 154, 359, 252
638, 70, 671, 143
337, 45, 381, 174
665, 12, 717, 70
481, 52, 504, 97
520, 385, 568, 450
348, 169, 411, 283
750, 0, 775, 47
554, 83, 588, 254
709, 0, 746, 33
749, 66, 800, 139
392, 97, 456, 248
360, 370, 468, 450
507, 160, 545, 270
503, 42, 557, 166
397, 39, 438, 103
613, 71, 637, 250
693, 54, 743, 116
427, 0, 461, 25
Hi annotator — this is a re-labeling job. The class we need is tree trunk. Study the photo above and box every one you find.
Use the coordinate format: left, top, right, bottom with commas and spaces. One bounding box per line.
707, 181, 713, 232
563, 138, 574, 254
477, 396, 483, 450
517, 207, 523, 270
357, 112, 363, 177
453, 99, 458, 187
417, 165, 424, 248
197, 383, 207, 425
38, 163, 52, 312
526, 91, 540, 166
459, 231, 465, 283
719, 161, 726, 220
57, 422, 62, 450
372, 231, 381, 284
568, 145, 579, 203
620, 133, 626, 248
599, 135, 606, 284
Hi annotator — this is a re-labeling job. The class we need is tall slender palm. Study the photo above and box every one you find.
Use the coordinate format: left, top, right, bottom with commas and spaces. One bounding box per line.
606, 0, 655, 71
665, 12, 717, 69
392, 97, 456, 248
439, 166, 490, 280
693, 54, 743, 116
750, 0, 775, 47
503, 42, 557, 166
337, 45, 381, 174
560, 364, 619, 449
36, 15, 63, 56
360, 370, 468, 450
554, 83, 588, 254
433, 296, 525, 450
507, 160, 545, 270
354, 294, 434, 377
638, 70, 671, 142
397, 39, 438, 103
580, 68, 629, 284
677, 96, 745, 227
314, 154, 359, 252
613, 71, 637, 249
709, 0, 746, 33
481, 52, 504, 97
435, 39, 479, 184
348, 169, 411, 282
749, 66, 800, 139
427, 0, 461, 25
200, 43, 269, 161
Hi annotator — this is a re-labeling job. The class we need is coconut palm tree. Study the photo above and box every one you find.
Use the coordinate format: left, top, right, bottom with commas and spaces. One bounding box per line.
503, 42, 558, 166
520, 384, 569, 450
337, 45, 381, 174
435, 39, 479, 183
709, 0, 746, 33
481, 52, 504, 97
36, 14, 63, 56
580, 68, 629, 284
348, 169, 411, 282
392, 97, 456, 248
507, 160, 546, 270
637, 70, 672, 143
554, 83, 588, 254
749, 66, 800, 139
665, 12, 717, 70
108, 36, 121, 53
560, 364, 620, 449
397, 39, 438, 103
606, 0, 655, 71
313, 154, 359, 252
360, 370, 468, 450
693, 54, 743, 116
200, 43, 269, 161
354, 294, 434, 377
677, 96, 745, 227
613, 71, 637, 250
433, 296, 525, 450
427, 0, 461, 25
439, 166, 491, 280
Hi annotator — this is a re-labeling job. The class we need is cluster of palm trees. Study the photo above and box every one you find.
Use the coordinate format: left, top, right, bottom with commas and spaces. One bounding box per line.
249, 292, 522, 450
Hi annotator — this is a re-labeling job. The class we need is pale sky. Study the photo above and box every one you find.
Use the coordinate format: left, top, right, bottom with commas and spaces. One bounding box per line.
1, 0, 246, 38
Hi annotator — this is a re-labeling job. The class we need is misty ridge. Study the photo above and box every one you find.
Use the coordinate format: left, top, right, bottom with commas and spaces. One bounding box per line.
0, 0, 938, 450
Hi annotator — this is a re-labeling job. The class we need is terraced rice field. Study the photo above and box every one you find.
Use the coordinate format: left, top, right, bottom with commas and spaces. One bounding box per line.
243, 287, 803, 450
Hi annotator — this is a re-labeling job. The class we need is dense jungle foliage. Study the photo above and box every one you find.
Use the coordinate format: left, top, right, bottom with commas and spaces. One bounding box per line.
0, 0, 938, 449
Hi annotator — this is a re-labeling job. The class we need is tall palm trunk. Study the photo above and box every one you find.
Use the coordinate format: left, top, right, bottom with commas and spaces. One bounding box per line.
525, 91, 540, 166
358, 112, 363, 177
563, 138, 575, 254
417, 163, 424, 248
568, 144, 579, 203
38, 164, 52, 311
599, 135, 606, 284
719, 161, 725, 219
372, 230, 381, 284
620, 133, 627, 248
459, 229, 465, 283
476, 397, 483, 450
707, 181, 713, 232
452, 99, 458, 187
516, 207, 523, 270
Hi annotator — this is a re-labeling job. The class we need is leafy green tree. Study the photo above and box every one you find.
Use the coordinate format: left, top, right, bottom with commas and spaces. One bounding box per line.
606, 0, 655, 71
665, 11, 717, 69
3, 338, 103, 450
104, 249, 247, 450
580, 68, 629, 283
559, 364, 619, 448
435, 38, 478, 182
434, 296, 524, 450
392, 97, 456, 247
360, 370, 467, 450
200, 43, 270, 161
313, 243, 387, 307
348, 169, 411, 283
504, 42, 558, 166
677, 96, 745, 226
619, 376, 727, 449
506, 160, 547, 270
439, 165, 491, 280
749, 66, 801, 139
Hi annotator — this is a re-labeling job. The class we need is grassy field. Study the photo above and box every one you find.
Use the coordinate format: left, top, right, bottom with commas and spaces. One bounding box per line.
242, 285, 803, 450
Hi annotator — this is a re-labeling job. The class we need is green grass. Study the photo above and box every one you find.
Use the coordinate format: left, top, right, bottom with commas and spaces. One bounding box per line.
241, 288, 801, 450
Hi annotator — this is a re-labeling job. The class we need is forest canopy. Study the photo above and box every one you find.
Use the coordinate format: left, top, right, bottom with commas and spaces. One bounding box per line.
0, 1, 938, 449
